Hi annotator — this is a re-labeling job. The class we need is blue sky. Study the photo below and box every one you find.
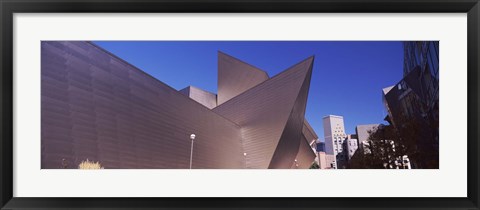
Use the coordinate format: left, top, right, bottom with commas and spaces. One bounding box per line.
94, 41, 403, 141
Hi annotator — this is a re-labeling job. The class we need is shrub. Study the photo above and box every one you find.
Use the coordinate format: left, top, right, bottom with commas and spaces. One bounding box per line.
309, 161, 320, 169
78, 159, 104, 169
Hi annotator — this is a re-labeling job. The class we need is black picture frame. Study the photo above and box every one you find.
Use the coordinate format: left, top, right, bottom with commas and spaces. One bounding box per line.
1, 0, 479, 209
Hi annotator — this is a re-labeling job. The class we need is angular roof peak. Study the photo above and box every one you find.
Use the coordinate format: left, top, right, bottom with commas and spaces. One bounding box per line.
217, 51, 271, 105
213, 55, 314, 168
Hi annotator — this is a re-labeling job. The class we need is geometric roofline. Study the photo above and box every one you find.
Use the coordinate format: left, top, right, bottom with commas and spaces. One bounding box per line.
217, 51, 270, 105
41, 41, 318, 169
382, 85, 395, 95
213, 55, 315, 168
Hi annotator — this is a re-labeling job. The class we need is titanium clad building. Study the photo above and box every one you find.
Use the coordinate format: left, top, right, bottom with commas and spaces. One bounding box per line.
212, 53, 315, 169
179, 86, 217, 109
41, 41, 318, 169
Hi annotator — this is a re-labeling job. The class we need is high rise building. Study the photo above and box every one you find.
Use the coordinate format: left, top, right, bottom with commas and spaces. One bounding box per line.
323, 115, 347, 169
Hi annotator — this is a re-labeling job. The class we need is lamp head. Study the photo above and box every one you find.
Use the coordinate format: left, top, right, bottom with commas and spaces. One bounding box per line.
190, 134, 196, 140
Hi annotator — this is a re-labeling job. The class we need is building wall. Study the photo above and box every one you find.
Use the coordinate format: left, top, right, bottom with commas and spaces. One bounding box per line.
325, 154, 336, 169
316, 141, 325, 152
403, 41, 439, 81
179, 86, 217, 109
322, 117, 332, 155
383, 67, 430, 127
41, 41, 246, 169
402, 41, 439, 124
346, 135, 358, 160
217, 51, 269, 105
217, 52, 319, 153
355, 124, 380, 152
323, 115, 347, 169
42, 41, 318, 170
293, 134, 317, 169
270, 68, 313, 169
382, 61, 439, 168
213, 57, 315, 169
302, 120, 318, 143
317, 151, 327, 169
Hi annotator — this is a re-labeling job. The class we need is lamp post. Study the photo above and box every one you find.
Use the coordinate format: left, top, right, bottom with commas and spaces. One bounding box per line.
243, 152, 247, 169
189, 133, 196, 169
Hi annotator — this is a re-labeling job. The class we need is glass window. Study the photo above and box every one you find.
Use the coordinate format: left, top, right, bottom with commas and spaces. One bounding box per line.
427, 42, 439, 81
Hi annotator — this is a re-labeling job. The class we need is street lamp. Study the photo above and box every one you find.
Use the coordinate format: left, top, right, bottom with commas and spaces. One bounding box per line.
243, 152, 247, 169
189, 134, 196, 169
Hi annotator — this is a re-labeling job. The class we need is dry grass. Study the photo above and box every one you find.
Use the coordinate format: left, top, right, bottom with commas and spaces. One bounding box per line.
78, 159, 104, 169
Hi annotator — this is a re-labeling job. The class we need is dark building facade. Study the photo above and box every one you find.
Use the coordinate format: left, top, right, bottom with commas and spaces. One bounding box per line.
316, 142, 325, 152
41, 41, 317, 169
382, 41, 439, 169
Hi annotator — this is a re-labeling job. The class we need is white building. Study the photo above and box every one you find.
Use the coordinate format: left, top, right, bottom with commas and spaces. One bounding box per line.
310, 139, 334, 169
355, 124, 381, 153
397, 155, 412, 169
323, 115, 347, 169
345, 134, 358, 160
316, 151, 327, 169
325, 154, 336, 169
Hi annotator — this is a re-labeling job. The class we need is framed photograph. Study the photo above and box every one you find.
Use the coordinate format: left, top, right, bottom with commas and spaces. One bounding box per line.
1, 0, 479, 209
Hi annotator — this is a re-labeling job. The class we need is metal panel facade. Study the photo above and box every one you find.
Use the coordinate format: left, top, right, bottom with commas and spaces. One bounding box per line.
269, 61, 313, 168
217, 51, 269, 105
302, 120, 318, 143
213, 57, 315, 169
41, 41, 317, 169
42, 41, 244, 169
179, 86, 217, 109
217, 52, 318, 157
294, 135, 317, 169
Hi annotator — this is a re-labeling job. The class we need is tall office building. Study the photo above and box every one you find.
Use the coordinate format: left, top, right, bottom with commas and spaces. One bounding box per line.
323, 115, 347, 169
